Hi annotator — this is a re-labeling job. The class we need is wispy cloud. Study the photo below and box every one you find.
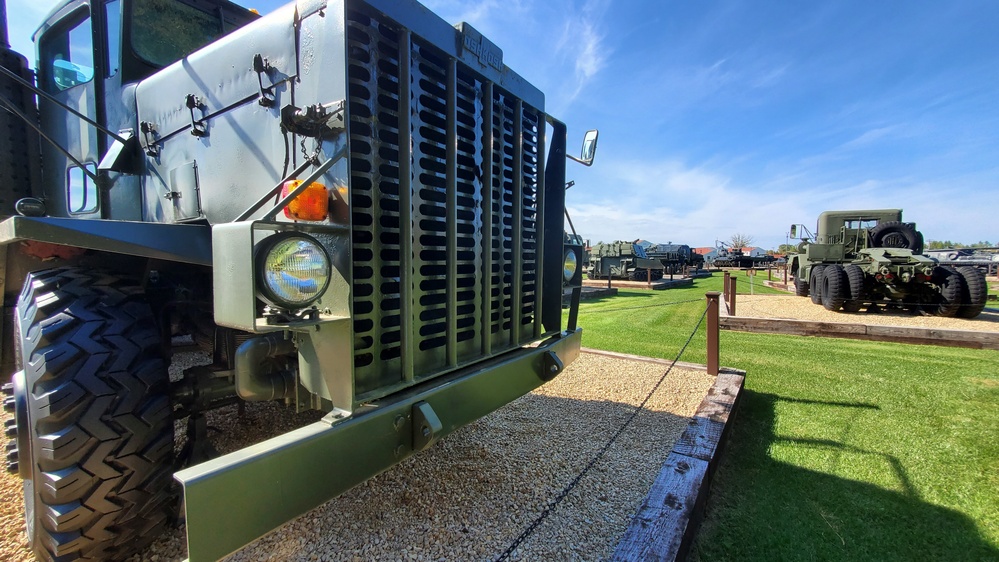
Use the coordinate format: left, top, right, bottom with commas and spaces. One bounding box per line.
838, 125, 900, 150
567, 148, 999, 250
551, 0, 610, 110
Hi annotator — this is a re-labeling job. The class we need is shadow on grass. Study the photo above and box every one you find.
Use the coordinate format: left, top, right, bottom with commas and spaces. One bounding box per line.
692, 390, 998, 561
576, 290, 658, 305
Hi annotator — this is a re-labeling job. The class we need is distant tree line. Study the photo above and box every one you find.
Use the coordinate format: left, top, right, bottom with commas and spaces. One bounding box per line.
925, 240, 995, 249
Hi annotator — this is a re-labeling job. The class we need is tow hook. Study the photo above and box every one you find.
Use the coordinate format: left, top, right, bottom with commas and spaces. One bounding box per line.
540, 350, 564, 382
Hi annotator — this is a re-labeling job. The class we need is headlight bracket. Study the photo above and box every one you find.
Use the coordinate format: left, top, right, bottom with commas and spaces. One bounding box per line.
212, 220, 350, 332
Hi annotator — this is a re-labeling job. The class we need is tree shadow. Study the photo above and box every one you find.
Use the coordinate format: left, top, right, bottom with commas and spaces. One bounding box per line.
692, 390, 998, 561
575, 290, 659, 304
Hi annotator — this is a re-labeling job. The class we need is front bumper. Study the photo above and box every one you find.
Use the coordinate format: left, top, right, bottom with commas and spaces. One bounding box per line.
174, 328, 581, 561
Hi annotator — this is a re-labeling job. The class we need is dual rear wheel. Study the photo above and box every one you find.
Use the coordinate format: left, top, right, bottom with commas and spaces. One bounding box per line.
926, 266, 987, 318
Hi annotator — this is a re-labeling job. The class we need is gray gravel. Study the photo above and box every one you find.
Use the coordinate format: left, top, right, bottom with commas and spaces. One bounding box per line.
2, 352, 714, 562
734, 294, 999, 331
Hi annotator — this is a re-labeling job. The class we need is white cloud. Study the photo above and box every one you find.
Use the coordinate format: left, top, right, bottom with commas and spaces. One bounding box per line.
566, 150, 998, 251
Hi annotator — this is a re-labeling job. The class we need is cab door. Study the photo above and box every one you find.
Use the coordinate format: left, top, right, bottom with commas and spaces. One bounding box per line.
36, 2, 102, 218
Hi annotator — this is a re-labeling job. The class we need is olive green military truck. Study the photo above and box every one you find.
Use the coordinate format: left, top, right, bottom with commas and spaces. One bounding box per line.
0, 0, 597, 559
588, 240, 665, 281
788, 210, 987, 317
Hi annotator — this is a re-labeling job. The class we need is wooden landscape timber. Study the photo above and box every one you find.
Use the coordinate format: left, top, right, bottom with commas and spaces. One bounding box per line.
719, 316, 999, 350
588, 347, 745, 562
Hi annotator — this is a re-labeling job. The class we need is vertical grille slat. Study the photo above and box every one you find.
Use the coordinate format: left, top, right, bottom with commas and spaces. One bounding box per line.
347, 6, 545, 400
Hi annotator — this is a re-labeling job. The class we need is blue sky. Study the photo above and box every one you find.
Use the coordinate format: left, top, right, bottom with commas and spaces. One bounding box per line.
7, 0, 998, 250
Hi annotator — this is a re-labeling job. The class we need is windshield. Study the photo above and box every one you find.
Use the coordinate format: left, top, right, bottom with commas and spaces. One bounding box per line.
130, 0, 256, 68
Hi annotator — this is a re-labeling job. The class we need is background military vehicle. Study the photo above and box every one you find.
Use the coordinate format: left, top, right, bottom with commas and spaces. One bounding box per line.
588, 240, 665, 281
788, 210, 987, 317
923, 248, 999, 276
709, 241, 774, 269
0, 0, 596, 558
645, 242, 703, 274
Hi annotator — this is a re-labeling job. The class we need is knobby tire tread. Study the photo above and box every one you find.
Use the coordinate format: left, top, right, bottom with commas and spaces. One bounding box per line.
15, 267, 174, 561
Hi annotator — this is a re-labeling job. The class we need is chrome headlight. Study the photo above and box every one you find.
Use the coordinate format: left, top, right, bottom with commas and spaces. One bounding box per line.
256, 234, 331, 308
563, 249, 578, 282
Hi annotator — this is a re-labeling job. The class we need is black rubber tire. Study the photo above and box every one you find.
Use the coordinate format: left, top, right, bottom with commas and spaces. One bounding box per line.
821, 265, 849, 311
955, 266, 987, 319
926, 266, 966, 318
794, 271, 809, 297
12, 267, 174, 560
842, 264, 866, 312
809, 265, 826, 305
630, 269, 663, 282
869, 221, 922, 252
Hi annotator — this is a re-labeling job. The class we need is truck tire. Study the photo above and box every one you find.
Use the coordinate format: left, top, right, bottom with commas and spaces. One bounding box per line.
869, 221, 922, 252
821, 265, 849, 311
809, 265, 826, 305
927, 266, 966, 318
10, 268, 174, 560
954, 266, 987, 319
842, 264, 866, 312
793, 272, 809, 297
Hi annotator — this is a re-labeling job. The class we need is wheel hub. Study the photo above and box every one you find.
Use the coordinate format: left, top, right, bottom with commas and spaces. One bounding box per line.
3, 370, 31, 478
881, 232, 907, 248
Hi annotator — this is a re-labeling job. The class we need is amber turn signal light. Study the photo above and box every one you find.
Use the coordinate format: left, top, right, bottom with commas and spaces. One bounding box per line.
281, 180, 329, 221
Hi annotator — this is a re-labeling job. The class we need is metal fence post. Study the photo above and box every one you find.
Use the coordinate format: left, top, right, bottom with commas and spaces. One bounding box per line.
730, 277, 737, 316
706, 292, 720, 376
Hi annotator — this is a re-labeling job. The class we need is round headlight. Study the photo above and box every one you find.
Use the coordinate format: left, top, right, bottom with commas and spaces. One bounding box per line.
563, 249, 578, 282
257, 234, 331, 308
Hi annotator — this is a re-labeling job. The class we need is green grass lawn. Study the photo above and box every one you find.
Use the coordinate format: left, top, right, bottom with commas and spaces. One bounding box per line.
567, 275, 999, 561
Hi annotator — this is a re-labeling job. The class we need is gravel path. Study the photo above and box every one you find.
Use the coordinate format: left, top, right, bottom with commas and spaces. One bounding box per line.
733, 294, 999, 332
1, 352, 714, 561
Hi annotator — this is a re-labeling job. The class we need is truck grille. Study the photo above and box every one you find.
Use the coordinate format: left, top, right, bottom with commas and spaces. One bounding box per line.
346, 6, 545, 398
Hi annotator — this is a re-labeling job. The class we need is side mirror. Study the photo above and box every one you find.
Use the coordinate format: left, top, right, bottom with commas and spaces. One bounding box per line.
567, 129, 598, 166
789, 224, 797, 239
580, 130, 598, 163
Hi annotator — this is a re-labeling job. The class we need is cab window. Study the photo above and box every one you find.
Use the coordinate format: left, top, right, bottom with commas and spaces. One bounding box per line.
39, 11, 96, 93
845, 219, 879, 230
130, 0, 257, 68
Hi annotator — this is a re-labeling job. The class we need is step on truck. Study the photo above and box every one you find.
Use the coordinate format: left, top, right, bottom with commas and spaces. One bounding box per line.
788, 210, 987, 318
0, 0, 598, 558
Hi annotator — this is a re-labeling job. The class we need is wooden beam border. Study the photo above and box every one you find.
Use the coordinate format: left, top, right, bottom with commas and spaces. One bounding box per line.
606, 352, 745, 562
719, 316, 999, 350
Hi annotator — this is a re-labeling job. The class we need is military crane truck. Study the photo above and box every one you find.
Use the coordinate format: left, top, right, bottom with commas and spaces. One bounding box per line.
588, 240, 665, 281
788, 210, 987, 317
0, 0, 598, 559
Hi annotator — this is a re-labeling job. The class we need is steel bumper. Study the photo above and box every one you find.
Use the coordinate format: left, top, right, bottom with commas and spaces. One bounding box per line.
174, 328, 581, 561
